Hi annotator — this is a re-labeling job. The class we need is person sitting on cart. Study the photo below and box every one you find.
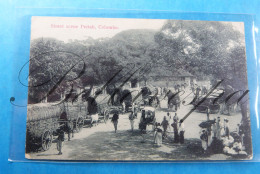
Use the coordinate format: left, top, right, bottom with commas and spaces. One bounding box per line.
111, 112, 119, 133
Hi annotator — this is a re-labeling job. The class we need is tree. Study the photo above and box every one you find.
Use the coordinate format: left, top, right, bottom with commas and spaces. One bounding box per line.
154, 20, 251, 154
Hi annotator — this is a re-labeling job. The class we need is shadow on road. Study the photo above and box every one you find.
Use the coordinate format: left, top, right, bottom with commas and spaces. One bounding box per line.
66, 129, 208, 161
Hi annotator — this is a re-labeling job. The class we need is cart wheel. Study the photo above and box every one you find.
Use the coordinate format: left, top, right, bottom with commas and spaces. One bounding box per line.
75, 117, 84, 133
104, 110, 109, 123
41, 130, 53, 151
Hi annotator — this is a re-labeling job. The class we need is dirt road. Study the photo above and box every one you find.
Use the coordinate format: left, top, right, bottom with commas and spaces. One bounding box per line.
27, 92, 241, 161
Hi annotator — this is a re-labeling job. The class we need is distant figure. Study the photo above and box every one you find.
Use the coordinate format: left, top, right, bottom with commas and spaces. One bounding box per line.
166, 112, 172, 131
112, 112, 119, 133
196, 86, 201, 97
91, 114, 99, 127
173, 113, 179, 122
206, 108, 210, 121
166, 112, 171, 121
181, 84, 185, 90
202, 86, 208, 95
176, 84, 181, 92
184, 83, 187, 89
154, 123, 163, 147
179, 122, 185, 144
128, 111, 135, 131
161, 116, 169, 138
57, 127, 65, 155
174, 85, 177, 92
133, 103, 138, 118
122, 102, 126, 113
66, 120, 74, 141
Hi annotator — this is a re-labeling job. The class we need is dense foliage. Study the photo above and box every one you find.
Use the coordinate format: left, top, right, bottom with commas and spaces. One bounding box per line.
28, 20, 247, 103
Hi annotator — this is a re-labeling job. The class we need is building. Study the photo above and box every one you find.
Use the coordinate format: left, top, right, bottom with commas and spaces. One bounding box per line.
149, 69, 195, 87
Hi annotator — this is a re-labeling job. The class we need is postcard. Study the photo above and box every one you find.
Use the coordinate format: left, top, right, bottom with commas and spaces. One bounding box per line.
25, 17, 252, 161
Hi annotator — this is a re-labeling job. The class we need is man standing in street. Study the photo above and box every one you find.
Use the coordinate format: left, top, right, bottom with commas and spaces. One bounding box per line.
161, 116, 169, 139
112, 112, 119, 133
67, 120, 74, 141
133, 103, 138, 118
171, 117, 179, 143
57, 126, 65, 155
216, 117, 223, 140
179, 122, 185, 144
173, 113, 179, 122
129, 111, 135, 131
206, 108, 210, 121
166, 112, 172, 131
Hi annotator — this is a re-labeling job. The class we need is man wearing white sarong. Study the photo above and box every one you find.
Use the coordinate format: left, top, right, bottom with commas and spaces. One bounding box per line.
128, 111, 135, 131
216, 117, 223, 140
154, 123, 163, 147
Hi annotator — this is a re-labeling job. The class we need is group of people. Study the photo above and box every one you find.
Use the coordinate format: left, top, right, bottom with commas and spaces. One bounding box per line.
199, 116, 227, 152
199, 111, 245, 155
111, 103, 138, 133
110, 106, 186, 148
154, 113, 185, 147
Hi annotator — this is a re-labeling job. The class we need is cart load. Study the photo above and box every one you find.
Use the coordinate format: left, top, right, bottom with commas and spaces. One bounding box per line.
26, 103, 62, 152
193, 96, 220, 114
121, 89, 133, 112
167, 90, 180, 111
139, 106, 156, 129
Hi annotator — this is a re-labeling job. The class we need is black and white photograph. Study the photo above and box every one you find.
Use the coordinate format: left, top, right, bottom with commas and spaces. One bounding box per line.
25, 17, 252, 161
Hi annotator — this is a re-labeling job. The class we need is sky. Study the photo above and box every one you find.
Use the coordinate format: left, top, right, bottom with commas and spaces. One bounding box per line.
31, 17, 166, 42
30, 16, 244, 42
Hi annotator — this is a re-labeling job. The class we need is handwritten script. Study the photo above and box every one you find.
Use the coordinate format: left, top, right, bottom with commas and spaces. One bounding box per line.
10, 50, 249, 122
